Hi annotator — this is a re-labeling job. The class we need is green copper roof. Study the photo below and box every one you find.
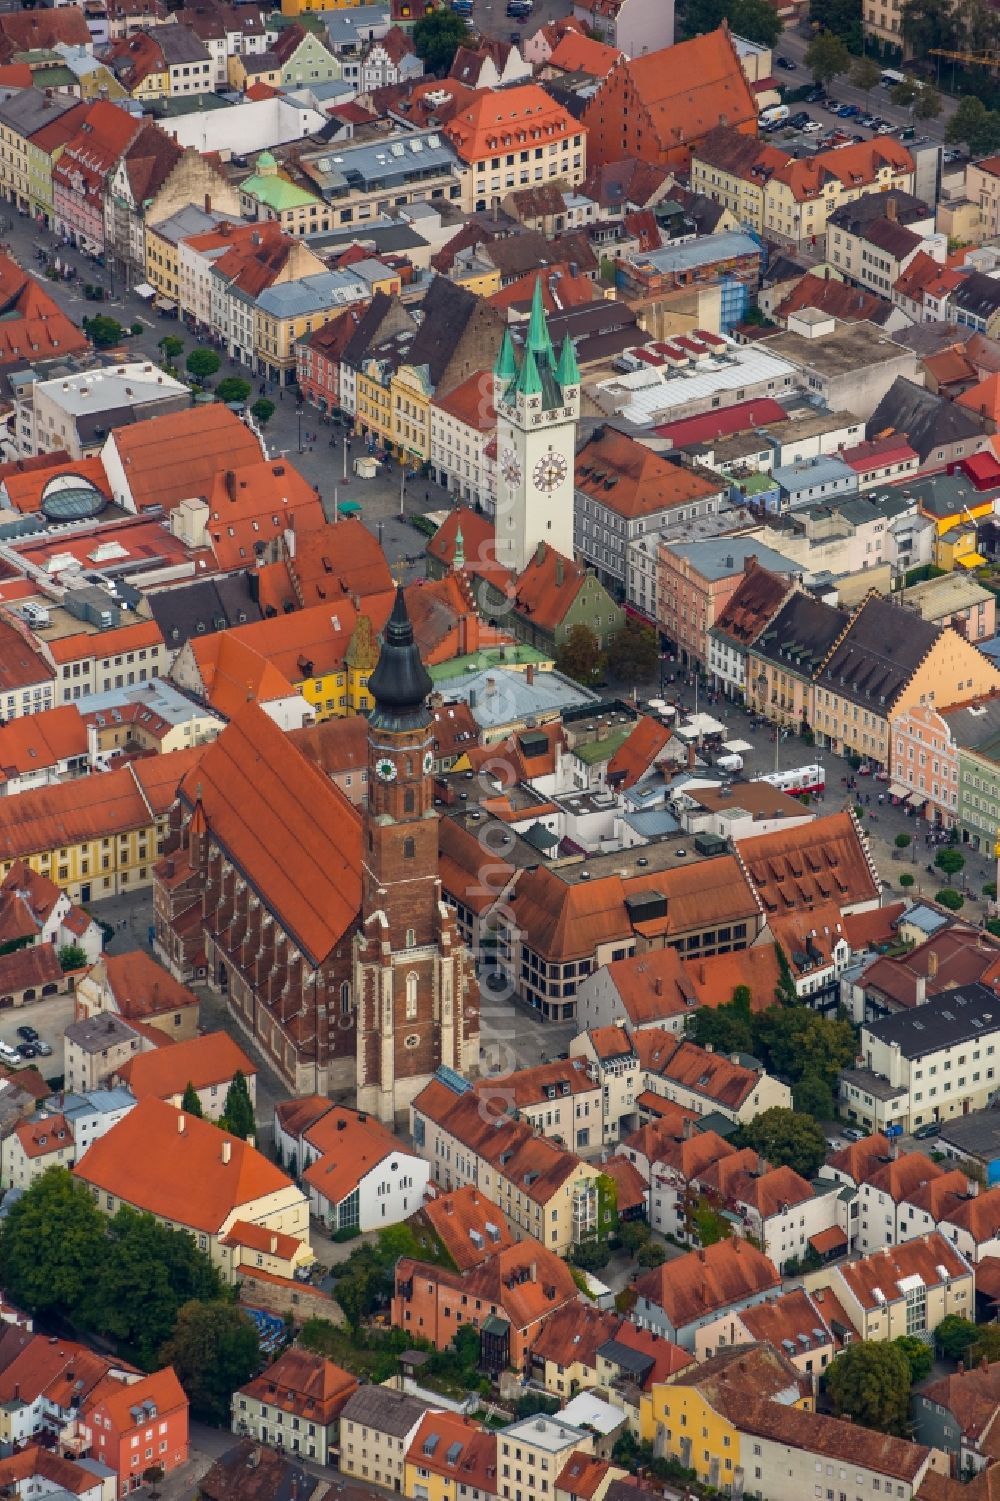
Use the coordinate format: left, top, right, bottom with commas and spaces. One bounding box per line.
556, 332, 580, 389
514, 344, 542, 398
454, 524, 465, 569
494, 326, 518, 383
526, 275, 553, 364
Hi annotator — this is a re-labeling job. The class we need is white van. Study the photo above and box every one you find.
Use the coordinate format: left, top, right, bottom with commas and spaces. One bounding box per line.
759, 104, 789, 129
716, 752, 743, 773
0, 1041, 22, 1064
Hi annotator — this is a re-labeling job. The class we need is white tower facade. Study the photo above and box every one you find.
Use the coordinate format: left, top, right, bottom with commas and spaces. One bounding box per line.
493, 279, 581, 577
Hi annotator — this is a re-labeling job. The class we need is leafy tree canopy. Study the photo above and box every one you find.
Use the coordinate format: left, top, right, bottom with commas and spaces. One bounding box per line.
181, 1081, 204, 1118
159, 1301, 259, 1425
556, 624, 603, 685
682, 0, 781, 46
412, 9, 467, 73
946, 96, 1000, 155
251, 398, 275, 427
185, 348, 221, 382
57, 944, 87, 971
84, 315, 124, 349
894, 1335, 933, 1385
215, 376, 252, 405
606, 620, 659, 682
934, 1314, 978, 1361
740, 1107, 828, 1178
826, 1340, 912, 1435
805, 29, 851, 84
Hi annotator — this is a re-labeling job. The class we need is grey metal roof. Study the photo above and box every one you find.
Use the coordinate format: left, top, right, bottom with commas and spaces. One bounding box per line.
937, 1105, 1000, 1161
0, 88, 77, 136
256, 270, 368, 317
64, 1014, 139, 1054
661, 537, 801, 583
340, 1386, 433, 1436
627, 230, 761, 276
771, 456, 857, 491
303, 129, 458, 195
322, 5, 391, 45
864, 983, 1000, 1058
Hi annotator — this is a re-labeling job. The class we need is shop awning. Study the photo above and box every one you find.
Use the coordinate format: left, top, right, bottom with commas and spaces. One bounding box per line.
956, 552, 986, 570
723, 738, 753, 753
907, 791, 926, 807
133, 282, 155, 299
888, 783, 908, 798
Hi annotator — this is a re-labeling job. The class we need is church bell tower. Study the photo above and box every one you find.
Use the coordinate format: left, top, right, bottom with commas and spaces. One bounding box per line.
354, 588, 478, 1121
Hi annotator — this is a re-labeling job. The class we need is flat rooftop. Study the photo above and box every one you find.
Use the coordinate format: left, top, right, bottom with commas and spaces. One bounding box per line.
762, 322, 912, 378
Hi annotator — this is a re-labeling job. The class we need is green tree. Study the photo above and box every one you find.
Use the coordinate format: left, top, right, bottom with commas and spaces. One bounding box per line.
0, 1168, 107, 1317
688, 992, 754, 1056
946, 96, 1000, 155
180, 1081, 204, 1118
606, 620, 659, 682
809, 0, 863, 49
57, 944, 87, 971
914, 86, 943, 120
556, 624, 603, 684
805, 29, 851, 85
215, 376, 252, 405
792, 1070, 835, 1121
158, 334, 183, 361
690, 1199, 731, 1246
935, 888, 964, 911
752, 1007, 856, 1092
826, 1340, 912, 1435
572, 1238, 611, 1273
636, 1240, 666, 1267
83, 314, 124, 349
220, 1071, 255, 1140
890, 77, 920, 107
894, 1334, 933, 1384
969, 1326, 1000, 1365
186, 347, 221, 383
412, 9, 467, 73
851, 55, 882, 101
895, 833, 912, 851
900, 0, 961, 55
741, 1107, 828, 1178
935, 847, 965, 877
682, 0, 781, 45
251, 398, 275, 427
936, 1314, 979, 1360
617, 1221, 651, 1255
159, 1301, 259, 1425
80, 1206, 225, 1368
899, 872, 915, 891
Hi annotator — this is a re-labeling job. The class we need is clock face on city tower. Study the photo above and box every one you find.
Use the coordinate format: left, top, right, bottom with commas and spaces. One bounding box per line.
533, 453, 568, 493
375, 757, 397, 782
501, 447, 522, 487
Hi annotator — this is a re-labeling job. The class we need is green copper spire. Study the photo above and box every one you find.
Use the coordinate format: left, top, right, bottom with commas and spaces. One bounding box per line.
514, 344, 542, 398
494, 326, 518, 383
453, 524, 464, 571
526, 275, 553, 364
556, 331, 580, 390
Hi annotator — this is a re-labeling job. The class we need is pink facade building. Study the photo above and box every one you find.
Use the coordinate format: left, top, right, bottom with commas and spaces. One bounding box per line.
657, 540, 798, 665
890, 703, 959, 827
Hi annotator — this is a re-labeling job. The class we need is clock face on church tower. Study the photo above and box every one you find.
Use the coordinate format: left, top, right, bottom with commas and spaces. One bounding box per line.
501, 447, 522, 487
533, 453, 568, 493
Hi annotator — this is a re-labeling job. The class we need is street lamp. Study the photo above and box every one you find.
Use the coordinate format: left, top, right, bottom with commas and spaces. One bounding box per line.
297, 410, 303, 455
399, 464, 406, 517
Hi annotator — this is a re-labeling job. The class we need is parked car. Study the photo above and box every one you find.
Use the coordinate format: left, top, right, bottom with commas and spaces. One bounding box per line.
806, 87, 825, 102
859, 113, 876, 127
776, 54, 796, 68
841, 1125, 866, 1141
913, 1121, 941, 1140
789, 111, 811, 128
18, 1043, 37, 1059
802, 119, 823, 133
34, 1040, 52, 1057
15, 1025, 38, 1043
838, 103, 860, 118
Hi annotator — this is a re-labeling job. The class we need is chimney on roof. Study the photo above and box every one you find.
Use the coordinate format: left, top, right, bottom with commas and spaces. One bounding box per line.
205, 193, 212, 214
222, 1140, 232, 1164
530, 1262, 537, 1282
683, 1115, 695, 1140
928, 950, 939, 981
687, 743, 696, 770
535, 541, 546, 565
178, 1114, 186, 1135
915, 974, 926, 1007
445, 1199, 454, 1215
526, 664, 534, 686
653, 976, 663, 997
270, 1234, 278, 1254
886, 196, 897, 222
555, 558, 564, 588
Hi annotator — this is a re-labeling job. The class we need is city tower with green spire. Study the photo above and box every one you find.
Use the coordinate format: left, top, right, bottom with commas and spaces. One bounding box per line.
493, 275, 580, 575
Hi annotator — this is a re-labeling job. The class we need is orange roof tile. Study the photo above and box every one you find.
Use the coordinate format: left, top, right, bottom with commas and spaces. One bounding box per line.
101, 949, 199, 1018
431, 370, 496, 432
206, 459, 325, 573
420, 1186, 515, 1270
0, 746, 202, 864
109, 406, 263, 513
0, 1446, 97, 1497
634, 1239, 779, 1328
191, 598, 359, 685
773, 139, 914, 205
0, 706, 87, 782
2, 456, 111, 515
736, 810, 879, 915
46, 617, 163, 666
301, 1105, 418, 1206
0, 254, 88, 367
838, 1232, 970, 1310
606, 715, 673, 789
739, 1287, 834, 1349
600, 1153, 647, 1214
406, 1412, 496, 1488
189, 631, 298, 721
0, 613, 54, 693
237, 1348, 357, 1424
85, 1366, 187, 1431
74, 1097, 294, 1234
445, 84, 579, 164
177, 704, 361, 966
284, 515, 393, 605
958, 373, 1000, 424
548, 30, 623, 73
556, 1453, 615, 1500
13, 1112, 72, 1160
575, 427, 722, 521
114, 1029, 254, 1101
222, 1219, 303, 1261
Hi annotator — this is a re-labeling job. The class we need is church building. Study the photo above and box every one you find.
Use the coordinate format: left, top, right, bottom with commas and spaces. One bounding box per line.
152, 591, 479, 1114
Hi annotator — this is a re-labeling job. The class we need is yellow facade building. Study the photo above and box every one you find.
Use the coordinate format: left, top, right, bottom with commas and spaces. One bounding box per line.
0, 747, 202, 905
356, 356, 395, 450
391, 363, 433, 468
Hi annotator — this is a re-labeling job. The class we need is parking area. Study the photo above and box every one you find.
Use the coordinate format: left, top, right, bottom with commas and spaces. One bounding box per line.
761, 89, 953, 159
0, 990, 74, 1075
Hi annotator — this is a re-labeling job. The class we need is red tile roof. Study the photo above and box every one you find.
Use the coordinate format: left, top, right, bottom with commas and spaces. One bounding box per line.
444, 84, 579, 164
74, 1097, 295, 1234
655, 398, 788, 446
635, 1239, 779, 1328
176, 704, 361, 966
419, 1186, 515, 1270
109, 406, 263, 513
736, 810, 879, 915
114, 1030, 254, 1101
237, 1348, 357, 1424
575, 427, 722, 520
837, 1232, 971, 1310
301, 1106, 418, 1207
101, 949, 198, 1019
